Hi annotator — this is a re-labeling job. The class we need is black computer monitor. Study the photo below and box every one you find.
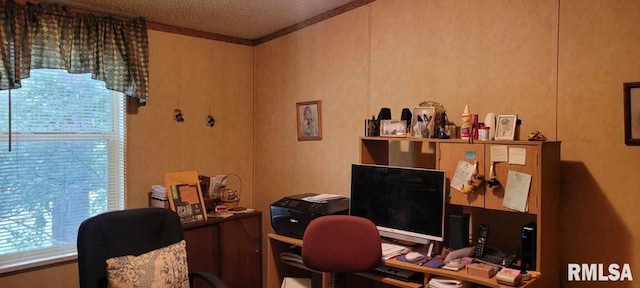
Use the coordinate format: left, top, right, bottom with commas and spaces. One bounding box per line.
349, 164, 446, 245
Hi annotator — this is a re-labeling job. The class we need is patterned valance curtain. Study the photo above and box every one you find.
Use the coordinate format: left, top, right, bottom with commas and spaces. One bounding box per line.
0, 0, 149, 104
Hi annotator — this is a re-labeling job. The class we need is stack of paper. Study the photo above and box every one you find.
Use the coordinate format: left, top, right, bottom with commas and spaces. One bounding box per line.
151, 185, 167, 200
301, 193, 345, 203
381, 242, 407, 260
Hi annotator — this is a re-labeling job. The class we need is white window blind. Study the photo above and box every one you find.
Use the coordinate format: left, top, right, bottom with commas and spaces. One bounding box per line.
0, 69, 126, 272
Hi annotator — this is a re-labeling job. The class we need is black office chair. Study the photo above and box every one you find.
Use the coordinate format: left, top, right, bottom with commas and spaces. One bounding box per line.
77, 207, 227, 288
302, 215, 382, 288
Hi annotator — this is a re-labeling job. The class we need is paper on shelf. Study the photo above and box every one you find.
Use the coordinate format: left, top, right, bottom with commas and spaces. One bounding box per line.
381, 242, 407, 260
151, 185, 168, 200
503, 170, 532, 212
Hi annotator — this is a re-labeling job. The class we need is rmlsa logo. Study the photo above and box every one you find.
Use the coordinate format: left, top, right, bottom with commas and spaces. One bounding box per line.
568, 263, 633, 281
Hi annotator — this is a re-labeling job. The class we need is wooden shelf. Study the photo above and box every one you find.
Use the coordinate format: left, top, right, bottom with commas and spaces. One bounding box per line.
269, 232, 303, 246
361, 136, 558, 145
355, 272, 423, 288
385, 259, 537, 288
268, 233, 538, 288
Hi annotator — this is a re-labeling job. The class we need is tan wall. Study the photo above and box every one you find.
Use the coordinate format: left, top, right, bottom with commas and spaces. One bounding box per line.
5, 1, 640, 287
127, 31, 254, 210
558, 1, 640, 287
254, 1, 640, 288
0, 30, 254, 288
253, 6, 371, 217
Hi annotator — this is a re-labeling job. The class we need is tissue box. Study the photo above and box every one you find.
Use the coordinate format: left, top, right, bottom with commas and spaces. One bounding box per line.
281, 277, 312, 288
466, 263, 497, 278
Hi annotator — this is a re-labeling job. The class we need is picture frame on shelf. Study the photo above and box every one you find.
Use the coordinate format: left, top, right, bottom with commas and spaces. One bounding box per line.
495, 115, 518, 140
624, 82, 640, 145
410, 106, 436, 138
296, 100, 322, 141
380, 120, 407, 137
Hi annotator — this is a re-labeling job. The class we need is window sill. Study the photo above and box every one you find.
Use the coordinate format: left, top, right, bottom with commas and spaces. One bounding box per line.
0, 253, 77, 275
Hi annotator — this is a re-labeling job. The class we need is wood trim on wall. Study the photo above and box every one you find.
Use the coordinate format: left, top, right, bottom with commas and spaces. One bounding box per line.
252, 0, 376, 45
146, 22, 255, 46
17, 0, 376, 46
148, 0, 376, 46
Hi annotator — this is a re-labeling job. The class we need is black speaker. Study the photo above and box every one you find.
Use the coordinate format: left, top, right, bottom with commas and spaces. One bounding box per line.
377, 108, 391, 120
521, 222, 536, 271
448, 213, 470, 249
400, 108, 412, 127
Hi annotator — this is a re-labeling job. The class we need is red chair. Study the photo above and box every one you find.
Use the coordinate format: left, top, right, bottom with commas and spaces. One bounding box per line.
302, 215, 382, 288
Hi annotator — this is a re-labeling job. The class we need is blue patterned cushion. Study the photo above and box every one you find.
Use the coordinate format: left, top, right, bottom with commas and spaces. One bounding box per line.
106, 240, 189, 288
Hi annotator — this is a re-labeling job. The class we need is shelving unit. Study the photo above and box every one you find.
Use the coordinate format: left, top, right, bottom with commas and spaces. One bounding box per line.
360, 137, 560, 288
265, 137, 558, 287
267, 233, 538, 288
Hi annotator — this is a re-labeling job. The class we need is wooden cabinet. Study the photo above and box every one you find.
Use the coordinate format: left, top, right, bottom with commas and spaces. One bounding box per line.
360, 137, 560, 288
183, 212, 262, 288
183, 221, 220, 281
438, 143, 486, 208
219, 215, 262, 288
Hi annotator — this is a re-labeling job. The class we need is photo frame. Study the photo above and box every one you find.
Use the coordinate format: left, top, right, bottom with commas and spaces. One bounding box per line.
495, 115, 518, 140
410, 106, 436, 138
624, 82, 640, 145
296, 100, 322, 141
380, 120, 407, 137
164, 171, 207, 224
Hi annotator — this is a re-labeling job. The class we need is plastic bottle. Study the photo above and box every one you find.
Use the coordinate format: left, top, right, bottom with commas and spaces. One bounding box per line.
461, 105, 471, 139
484, 112, 496, 140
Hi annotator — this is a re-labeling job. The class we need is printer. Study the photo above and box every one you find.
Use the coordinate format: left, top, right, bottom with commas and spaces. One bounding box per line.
270, 193, 349, 239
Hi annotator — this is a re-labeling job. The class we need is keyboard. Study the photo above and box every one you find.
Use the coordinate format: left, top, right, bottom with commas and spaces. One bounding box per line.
474, 251, 517, 267
372, 265, 418, 282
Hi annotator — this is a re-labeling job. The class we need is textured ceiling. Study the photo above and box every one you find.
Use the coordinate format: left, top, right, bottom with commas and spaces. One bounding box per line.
41, 0, 358, 40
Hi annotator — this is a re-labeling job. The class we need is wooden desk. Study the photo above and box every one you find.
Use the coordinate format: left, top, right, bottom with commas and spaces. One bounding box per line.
267, 233, 538, 288
183, 211, 262, 288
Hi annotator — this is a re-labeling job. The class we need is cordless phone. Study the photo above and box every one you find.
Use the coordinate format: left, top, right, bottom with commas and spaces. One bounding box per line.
474, 224, 489, 258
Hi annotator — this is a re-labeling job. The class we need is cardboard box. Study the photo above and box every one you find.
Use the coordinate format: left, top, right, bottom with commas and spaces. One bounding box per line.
466, 263, 497, 278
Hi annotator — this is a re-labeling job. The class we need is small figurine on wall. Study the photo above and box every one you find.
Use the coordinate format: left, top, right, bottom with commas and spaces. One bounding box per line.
173, 109, 184, 122
207, 115, 215, 127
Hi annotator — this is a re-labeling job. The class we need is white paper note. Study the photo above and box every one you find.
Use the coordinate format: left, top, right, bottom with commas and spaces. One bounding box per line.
450, 160, 476, 192
490, 145, 508, 162
508, 148, 526, 165
503, 170, 532, 212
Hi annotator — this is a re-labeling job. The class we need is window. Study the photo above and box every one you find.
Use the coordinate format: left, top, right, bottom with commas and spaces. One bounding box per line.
0, 69, 125, 272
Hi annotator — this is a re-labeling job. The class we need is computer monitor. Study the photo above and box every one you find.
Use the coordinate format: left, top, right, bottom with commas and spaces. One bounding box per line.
349, 164, 446, 245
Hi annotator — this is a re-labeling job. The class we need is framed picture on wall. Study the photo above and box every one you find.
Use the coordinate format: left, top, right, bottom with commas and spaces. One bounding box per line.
296, 100, 322, 141
624, 82, 640, 145
495, 115, 518, 140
